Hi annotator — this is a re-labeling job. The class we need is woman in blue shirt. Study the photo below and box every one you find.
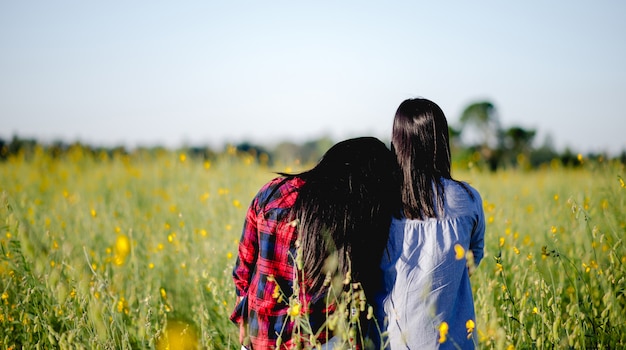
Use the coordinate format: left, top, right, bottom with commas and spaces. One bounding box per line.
379, 98, 486, 349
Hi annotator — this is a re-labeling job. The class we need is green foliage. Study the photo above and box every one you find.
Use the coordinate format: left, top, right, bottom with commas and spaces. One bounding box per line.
0, 145, 624, 349
468, 165, 626, 349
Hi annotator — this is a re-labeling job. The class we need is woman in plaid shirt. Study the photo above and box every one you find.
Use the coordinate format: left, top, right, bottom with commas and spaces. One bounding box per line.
231, 137, 399, 349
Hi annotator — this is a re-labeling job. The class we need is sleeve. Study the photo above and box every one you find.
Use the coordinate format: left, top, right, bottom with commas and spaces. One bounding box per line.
470, 189, 485, 266
233, 194, 261, 298
230, 190, 262, 324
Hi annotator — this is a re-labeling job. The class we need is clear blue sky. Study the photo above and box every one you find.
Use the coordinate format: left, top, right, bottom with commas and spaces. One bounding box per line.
1, 1, 625, 154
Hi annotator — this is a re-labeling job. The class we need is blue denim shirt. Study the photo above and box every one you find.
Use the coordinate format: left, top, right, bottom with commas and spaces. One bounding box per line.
379, 178, 485, 349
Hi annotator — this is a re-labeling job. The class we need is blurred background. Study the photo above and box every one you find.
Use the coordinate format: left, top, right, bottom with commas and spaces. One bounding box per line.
1, 1, 625, 168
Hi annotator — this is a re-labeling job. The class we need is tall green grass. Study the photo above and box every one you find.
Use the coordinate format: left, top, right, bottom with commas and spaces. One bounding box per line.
465, 164, 626, 349
0, 146, 624, 349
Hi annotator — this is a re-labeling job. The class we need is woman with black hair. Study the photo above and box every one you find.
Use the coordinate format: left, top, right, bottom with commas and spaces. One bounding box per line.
231, 137, 399, 349
379, 98, 485, 349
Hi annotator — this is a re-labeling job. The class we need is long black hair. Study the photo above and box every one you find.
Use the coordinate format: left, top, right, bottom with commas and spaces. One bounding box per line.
392, 98, 469, 219
282, 137, 399, 301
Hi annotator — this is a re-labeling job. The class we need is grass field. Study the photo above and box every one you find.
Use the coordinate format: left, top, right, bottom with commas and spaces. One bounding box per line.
0, 145, 624, 349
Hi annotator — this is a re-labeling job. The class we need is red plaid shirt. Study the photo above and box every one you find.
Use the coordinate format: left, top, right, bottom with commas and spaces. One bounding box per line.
231, 176, 304, 349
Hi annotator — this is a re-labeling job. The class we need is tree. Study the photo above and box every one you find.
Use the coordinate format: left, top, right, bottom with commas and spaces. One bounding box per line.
459, 101, 502, 170
503, 126, 536, 168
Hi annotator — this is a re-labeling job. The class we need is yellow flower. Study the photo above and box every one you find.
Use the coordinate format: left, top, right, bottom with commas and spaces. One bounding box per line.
115, 235, 131, 258
495, 263, 503, 273
499, 237, 505, 247
200, 192, 210, 202
454, 244, 465, 260
272, 284, 280, 299
156, 319, 199, 350
226, 252, 233, 259
466, 319, 475, 338
117, 297, 127, 313
438, 322, 449, 343
289, 303, 301, 317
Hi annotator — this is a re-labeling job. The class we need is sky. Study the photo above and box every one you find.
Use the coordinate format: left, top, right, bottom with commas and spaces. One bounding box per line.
1, 1, 625, 154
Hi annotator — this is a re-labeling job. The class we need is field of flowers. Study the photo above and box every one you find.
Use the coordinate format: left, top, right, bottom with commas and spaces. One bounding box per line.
0, 145, 624, 349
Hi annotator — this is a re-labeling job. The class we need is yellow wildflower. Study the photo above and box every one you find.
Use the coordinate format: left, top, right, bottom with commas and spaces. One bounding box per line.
466, 319, 475, 338
289, 303, 301, 317
156, 319, 199, 350
115, 235, 131, 258
272, 284, 280, 299
117, 297, 127, 313
496, 263, 503, 273
438, 322, 449, 343
454, 244, 465, 260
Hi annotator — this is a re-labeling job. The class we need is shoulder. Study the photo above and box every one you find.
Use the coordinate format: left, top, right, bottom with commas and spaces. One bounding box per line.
441, 179, 483, 217
256, 176, 304, 210
443, 178, 481, 201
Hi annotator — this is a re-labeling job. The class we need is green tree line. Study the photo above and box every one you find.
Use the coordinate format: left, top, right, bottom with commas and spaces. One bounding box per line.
2, 101, 624, 169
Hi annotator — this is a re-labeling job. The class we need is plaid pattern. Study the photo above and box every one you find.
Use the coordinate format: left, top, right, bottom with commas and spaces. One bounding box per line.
231, 176, 304, 349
